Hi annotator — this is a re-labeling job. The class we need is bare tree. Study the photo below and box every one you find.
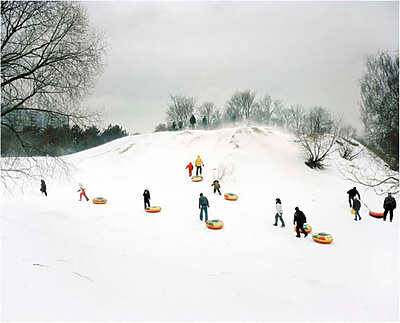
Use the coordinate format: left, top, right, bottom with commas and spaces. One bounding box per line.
197, 102, 216, 125
1, 1, 105, 188
287, 104, 306, 135
1, 2, 105, 123
225, 90, 257, 121
253, 94, 274, 125
166, 95, 196, 129
339, 153, 399, 195
298, 109, 341, 169
339, 144, 362, 161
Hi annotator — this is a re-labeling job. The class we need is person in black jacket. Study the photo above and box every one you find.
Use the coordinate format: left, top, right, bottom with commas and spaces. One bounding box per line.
143, 188, 150, 209
293, 207, 308, 238
352, 197, 361, 221
347, 187, 360, 207
40, 179, 47, 196
383, 193, 396, 222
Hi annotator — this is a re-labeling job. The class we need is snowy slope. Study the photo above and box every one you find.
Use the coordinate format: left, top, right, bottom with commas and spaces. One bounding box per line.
1, 126, 398, 320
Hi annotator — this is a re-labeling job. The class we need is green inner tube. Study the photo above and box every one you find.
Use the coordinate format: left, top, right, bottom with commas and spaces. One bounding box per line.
94, 197, 106, 202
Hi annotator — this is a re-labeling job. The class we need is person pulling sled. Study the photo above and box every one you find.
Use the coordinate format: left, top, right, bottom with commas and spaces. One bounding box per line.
347, 187, 360, 208
383, 193, 396, 222
77, 184, 89, 201
195, 155, 204, 176
143, 188, 151, 210
293, 207, 308, 238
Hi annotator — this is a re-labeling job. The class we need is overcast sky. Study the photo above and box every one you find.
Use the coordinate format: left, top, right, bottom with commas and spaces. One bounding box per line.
83, 1, 398, 133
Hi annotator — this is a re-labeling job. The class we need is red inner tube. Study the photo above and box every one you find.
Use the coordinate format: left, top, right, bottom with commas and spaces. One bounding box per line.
369, 211, 384, 218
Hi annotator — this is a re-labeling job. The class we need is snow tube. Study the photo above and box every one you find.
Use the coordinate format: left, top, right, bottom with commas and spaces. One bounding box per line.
224, 193, 238, 201
206, 219, 224, 230
293, 223, 312, 233
312, 232, 333, 244
145, 206, 161, 213
92, 197, 107, 204
369, 211, 384, 218
191, 176, 203, 182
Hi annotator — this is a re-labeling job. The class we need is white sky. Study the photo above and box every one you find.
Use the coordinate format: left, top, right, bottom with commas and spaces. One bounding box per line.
83, 1, 399, 133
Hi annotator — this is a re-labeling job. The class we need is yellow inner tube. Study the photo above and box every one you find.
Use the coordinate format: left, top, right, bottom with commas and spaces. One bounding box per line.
224, 193, 238, 201
312, 232, 333, 244
145, 206, 161, 213
206, 220, 224, 230
191, 176, 203, 182
93, 197, 107, 204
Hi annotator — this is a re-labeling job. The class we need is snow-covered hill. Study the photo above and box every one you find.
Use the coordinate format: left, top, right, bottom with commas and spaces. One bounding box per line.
1, 126, 398, 320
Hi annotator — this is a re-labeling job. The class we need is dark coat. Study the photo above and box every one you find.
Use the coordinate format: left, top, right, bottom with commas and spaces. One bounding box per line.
143, 190, 150, 201
347, 188, 360, 199
353, 199, 361, 211
211, 180, 220, 189
199, 196, 209, 208
383, 196, 396, 210
40, 180, 46, 192
293, 210, 307, 225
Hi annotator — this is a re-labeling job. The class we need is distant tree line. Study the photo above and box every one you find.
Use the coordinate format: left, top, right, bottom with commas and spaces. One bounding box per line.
1, 123, 128, 157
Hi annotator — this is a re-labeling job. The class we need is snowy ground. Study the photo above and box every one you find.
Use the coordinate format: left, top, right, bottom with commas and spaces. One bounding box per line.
1, 126, 398, 320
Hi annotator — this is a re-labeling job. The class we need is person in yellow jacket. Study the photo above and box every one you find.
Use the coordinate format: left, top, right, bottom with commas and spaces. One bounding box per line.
195, 155, 204, 176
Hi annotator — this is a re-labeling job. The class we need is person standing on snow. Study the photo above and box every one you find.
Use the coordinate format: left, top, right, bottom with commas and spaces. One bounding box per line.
195, 155, 204, 176
273, 198, 285, 227
383, 193, 396, 222
293, 207, 308, 238
211, 180, 221, 195
40, 179, 47, 197
143, 188, 151, 209
347, 187, 360, 208
352, 197, 361, 221
199, 193, 209, 222
185, 162, 194, 177
77, 183, 89, 201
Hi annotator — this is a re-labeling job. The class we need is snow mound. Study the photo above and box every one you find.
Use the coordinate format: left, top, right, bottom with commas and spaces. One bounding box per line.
1, 126, 398, 320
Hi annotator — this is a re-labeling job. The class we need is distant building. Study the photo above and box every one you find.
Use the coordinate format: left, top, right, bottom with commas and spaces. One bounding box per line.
2, 109, 69, 131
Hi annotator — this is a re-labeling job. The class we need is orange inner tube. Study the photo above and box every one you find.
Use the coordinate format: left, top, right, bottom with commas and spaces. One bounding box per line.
224, 193, 238, 201
206, 220, 224, 230
312, 233, 333, 244
93, 197, 107, 204
145, 206, 161, 213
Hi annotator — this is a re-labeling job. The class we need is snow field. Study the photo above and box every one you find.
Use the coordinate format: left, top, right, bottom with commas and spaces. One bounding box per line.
1, 126, 398, 320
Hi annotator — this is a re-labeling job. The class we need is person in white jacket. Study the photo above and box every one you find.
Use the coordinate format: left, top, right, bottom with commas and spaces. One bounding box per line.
273, 198, 285, 227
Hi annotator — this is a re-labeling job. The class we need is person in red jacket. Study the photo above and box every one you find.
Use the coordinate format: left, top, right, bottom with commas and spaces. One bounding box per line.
185, 162, 194, 177
77, 183, 89, 201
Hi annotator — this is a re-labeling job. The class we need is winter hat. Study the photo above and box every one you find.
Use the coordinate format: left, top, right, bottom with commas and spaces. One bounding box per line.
295, 207, 299, 211
200, 193, 203, 196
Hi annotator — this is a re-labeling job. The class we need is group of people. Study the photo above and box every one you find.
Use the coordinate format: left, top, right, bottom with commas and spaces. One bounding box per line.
347, 187, 397, 222
273, 198, 308, 238
185, 155, 204, 177
271, 186, 397, 239
40, 159, 397, 229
